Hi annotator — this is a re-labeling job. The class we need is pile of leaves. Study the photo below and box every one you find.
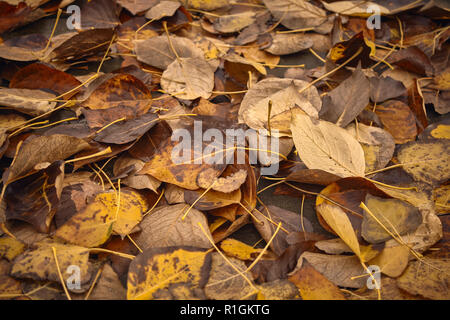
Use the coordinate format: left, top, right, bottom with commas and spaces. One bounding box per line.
0, 0, 449, 300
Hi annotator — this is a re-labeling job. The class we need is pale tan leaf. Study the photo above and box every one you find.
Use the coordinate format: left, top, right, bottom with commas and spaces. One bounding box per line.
291, 113, 365, 177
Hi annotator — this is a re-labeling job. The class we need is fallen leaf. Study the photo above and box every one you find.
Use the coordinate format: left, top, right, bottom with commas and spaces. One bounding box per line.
127, 246, 212, 300
5, 161, 64, 233
263, 0, 328, 32
262, 33, 313, 55
396, 258, 450, 300
184, 188, 241, 211
11, 238, 91, 286
161, 57, 214, 100
2, 134, 89, 187
346, 123, 395, 173
252, 205, 313, 256
361, 194, 423, 244
316, 203, 361, 258
204, 252, 255, 300
146, 1, 181, 20
288, 260, 346, 300
368, 245, 410, 278
320, 64, 370, 127
133, 203, 213, 250
0, 88, 56, 116
197, 168, 247, 193
0, 235, 25, 261
89, 264, 127, 300
368, 76, 406, 104
213, 12, 255, 34
397, 140, 450, 186
291, 113, 366, 177
239, 78, 321, 135
375, 100, 418, 144
300, 251, 366, 288
134, 35, 205, 70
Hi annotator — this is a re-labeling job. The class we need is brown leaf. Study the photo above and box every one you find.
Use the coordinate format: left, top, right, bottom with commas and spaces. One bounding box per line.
288, 260, 346, 300
320, 64, 370, 127
368, 76, 406, 104
133, 203, 213, 250
184, 188, 241, 211
204, 252, 255, 300
252, 205, 313, 256
362, 194, 423, 244
9, 63, 81, 99
263, 0, 329, 32
134, 35, 205, 70
2, 134, 90, 186
262, 33, 313, 56
5, 161, 64, 233
375, 100, 418, 144
0, 88, 56, 116
396, 258, 450, 300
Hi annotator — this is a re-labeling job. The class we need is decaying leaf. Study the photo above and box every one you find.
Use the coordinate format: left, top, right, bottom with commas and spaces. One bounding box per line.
320, 65, 370, 127
316, 202, 363, 260
288, 260, 346, 300
361, 194, 423, 244
298, 251, 366, 288
0, 88, 56, 116
263, 0, 329, 32
133, 203, 212, 250
127, 246, 212, 300
396, 258, 450, 300
346, 123, 395, 173
397, 140, 450, 186
161, 57, 215, 100
55, 188, 148, 246
11, 238, 91, 286
239, 78, 321, 135
204, 252, 255, 300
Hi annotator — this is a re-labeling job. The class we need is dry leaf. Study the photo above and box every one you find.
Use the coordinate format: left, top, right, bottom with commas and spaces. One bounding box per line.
161, 57, 214, 100
291, 113, 366, 177
239, 78, 321, 135
127, 246, 212, 300
133, 203, 212, 250
204, 252, 255, 300
361, 194, 423, 244
288, 260, 346, 300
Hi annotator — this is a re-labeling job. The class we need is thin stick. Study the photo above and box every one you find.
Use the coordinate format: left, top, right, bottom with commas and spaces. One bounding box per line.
298, 47, 363, 95
143, 188, 165, 217
89, 248, 135, 260
52, 247, 72, 300
65, 147, 112, 164
84, 265, 103, 300
41, 9, 62, 54
181, 181, 216, 220
198, 222, 258, 293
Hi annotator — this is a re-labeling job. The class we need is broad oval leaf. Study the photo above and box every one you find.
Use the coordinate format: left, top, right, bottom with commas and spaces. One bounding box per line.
290, 113, 365, 177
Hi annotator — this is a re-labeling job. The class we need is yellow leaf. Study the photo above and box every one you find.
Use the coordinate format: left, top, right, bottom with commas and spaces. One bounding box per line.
430, 124, 450, 139
127, 247, 212, 300
288, 260, 346, 300
55, 189, 148, 246
316, 202, 361, 258
0, 236, 25, 261
10, 239, 90, 284
220, 238, 264, 261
